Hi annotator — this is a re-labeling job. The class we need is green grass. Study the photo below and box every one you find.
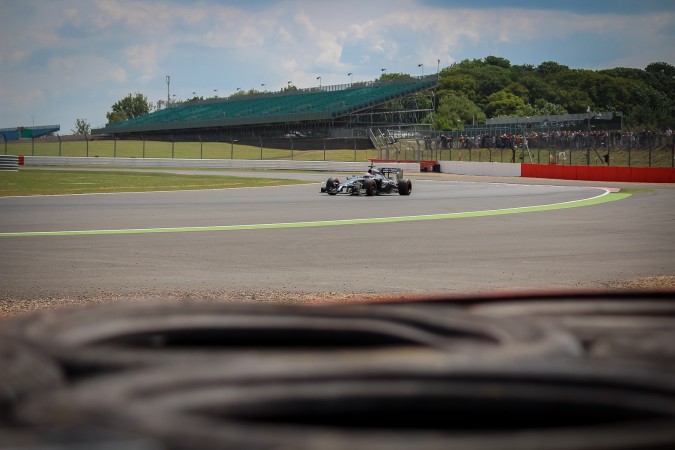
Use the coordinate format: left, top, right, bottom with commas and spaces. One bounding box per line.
0, 170, 312, 196
3, 140, 377, 162
6, 138, 672, 167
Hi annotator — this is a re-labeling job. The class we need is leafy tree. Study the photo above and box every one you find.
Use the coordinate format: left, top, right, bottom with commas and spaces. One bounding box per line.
485, 56, 511, 69
537, 61, 569, 76
645, 61, 675, 78
624, 85, 670, 129
425, 93, 485, 130
504, 82, 530, 103
520, 99, 568, 117
484, 90, 527, 117
438, 74, 478, 102
71, 118, 91, 135
106, 93, 150, 125
379, 72, 414, 82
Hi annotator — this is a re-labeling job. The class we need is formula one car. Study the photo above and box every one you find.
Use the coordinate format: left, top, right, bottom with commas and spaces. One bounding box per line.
321, 165, 412, 196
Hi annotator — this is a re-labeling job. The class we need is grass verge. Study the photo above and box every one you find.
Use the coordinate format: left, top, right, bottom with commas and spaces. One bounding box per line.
0, 169, 311, 196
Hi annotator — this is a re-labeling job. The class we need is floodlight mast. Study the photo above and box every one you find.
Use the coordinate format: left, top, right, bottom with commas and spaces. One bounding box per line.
166, 76, 170, 107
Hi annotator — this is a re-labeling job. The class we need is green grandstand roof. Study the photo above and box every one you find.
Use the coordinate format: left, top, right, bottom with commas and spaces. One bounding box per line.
93, 76, 437, 135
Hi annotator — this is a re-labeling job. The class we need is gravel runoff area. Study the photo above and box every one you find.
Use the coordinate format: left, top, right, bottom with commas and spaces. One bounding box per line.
1, 275, 674, 319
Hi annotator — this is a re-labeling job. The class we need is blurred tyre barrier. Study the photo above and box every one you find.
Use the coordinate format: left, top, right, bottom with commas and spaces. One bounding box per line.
0, 425, 163, 450
15, 358, 675, 450
0, 301, 581, 377
460, 291, 675, 365
0, 336, 64, 421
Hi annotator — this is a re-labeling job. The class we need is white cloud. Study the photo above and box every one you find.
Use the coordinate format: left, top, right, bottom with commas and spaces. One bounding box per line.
125, 43, 159, 83
0, 0, 672, 131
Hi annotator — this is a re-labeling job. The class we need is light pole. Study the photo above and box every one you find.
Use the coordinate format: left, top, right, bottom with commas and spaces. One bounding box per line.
166, 75, 170, 106
418, 63, 424, 77
214, 89, 218, 98
347, 72, 353, 85
317, 76, 321, 88
261, 83, 266, 92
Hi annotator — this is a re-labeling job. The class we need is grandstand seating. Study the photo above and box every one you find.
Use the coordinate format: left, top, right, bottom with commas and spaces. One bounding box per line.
95, 77, 437, 135
0, 125, 61, 141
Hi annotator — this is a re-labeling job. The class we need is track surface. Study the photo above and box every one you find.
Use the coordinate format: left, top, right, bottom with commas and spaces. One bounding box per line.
1, 172, 674, 299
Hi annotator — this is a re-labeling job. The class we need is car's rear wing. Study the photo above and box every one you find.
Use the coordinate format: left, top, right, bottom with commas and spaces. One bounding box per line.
380, 167, 403, 179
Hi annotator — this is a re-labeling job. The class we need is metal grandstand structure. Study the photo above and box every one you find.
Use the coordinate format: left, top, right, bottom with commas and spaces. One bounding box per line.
458, 111, 623, 137
0, 125, 61, 142
92, 76, 438, 145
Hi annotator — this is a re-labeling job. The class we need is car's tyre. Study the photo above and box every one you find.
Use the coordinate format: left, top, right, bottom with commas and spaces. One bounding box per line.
398, 178, 412, 195
326, 177, 339, 195
364, 178, 376, 196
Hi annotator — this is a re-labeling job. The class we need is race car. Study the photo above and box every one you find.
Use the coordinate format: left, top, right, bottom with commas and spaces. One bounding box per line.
321, 165, 412, 196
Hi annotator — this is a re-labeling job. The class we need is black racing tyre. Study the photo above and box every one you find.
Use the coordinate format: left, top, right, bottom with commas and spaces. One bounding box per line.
0, 336, 64, 419
0, 301, 580, 377
16, 359, 675, 450
463, 291, 675, 365
325, 177, 339, 195
364, 178, 376, 196
398, 178, 412, 195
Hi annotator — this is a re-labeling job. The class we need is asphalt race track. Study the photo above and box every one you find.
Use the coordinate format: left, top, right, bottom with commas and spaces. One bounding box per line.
1, 172, 674, 299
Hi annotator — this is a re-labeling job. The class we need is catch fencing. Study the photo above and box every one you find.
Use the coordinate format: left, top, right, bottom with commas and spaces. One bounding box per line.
3, 131, 674, 168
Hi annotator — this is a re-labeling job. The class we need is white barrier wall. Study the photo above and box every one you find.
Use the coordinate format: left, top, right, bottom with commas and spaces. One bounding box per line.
23, 157, 421, 173
439, 161, 521, 177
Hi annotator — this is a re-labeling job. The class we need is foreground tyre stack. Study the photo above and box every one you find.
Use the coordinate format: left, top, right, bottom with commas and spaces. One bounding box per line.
1, 292, 674, 449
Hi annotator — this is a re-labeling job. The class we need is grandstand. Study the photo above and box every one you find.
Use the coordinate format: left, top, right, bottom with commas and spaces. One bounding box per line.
459, 112, 623, 137
92, 76, 438, 145
0, 125, 60, 142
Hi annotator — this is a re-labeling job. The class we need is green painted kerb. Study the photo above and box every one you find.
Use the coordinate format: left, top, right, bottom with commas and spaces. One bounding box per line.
0, 191, 631, 237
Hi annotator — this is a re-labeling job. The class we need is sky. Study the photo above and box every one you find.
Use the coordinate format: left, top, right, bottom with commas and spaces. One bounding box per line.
1, 0, 673, 133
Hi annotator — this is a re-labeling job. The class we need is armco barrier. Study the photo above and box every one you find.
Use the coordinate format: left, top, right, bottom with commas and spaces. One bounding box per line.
22, 156, 421, 173
522, 164, 675, 183
439, 161, 521, 177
